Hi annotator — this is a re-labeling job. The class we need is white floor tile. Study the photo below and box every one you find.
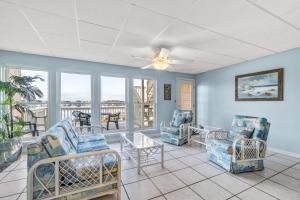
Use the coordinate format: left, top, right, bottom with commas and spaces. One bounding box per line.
17, 193, 26, 200
255, 180, 300, 200
0, 194, 19, 200
178, 156, 204, 166
231, 172, 265, 185
164, 159, 188, 172
255, 168, 277, 178
143, 164, 169, 178
0, 179, 26, 197
270, 173, 300, 192
292, 163, 300, 171
190, 179, 233, 200
264, 160, 289, 172
282, 168, 300, 180
168, 150, 189, 158
14, 161, 27, 170
196, 153, 209, 162
121, 159, 136, 170
152, 196, 166, 200
151, 173, 185, 194
266, 155, 298, 166
124, 179, 161, 200
238, 187, 276, 200
192, 163, 224, 178
0, 172, 8, 182
121, 168, 148, 185
1, 169, 27, 182
172, 168, 206, 185
121, 186, 129, 200
211, 173, 251, 195
165, 187, 203, 200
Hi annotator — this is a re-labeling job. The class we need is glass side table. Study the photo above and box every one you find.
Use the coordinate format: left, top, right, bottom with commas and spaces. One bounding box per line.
120, 132, 164, 174
188, 125, 222, 146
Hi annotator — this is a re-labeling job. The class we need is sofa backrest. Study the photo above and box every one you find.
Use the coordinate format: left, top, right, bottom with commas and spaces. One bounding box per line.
58, 120, 79, 148
171, 109, 193, 127
229, 115, 270, 141
43, 126, 76, 156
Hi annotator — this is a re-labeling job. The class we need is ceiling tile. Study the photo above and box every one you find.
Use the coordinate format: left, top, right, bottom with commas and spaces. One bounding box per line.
23, 8, 77, 37
116, 32, 152, 49
79, 21, 119, 45
153, 20, 205, 47
196, 51, 245, 66
184, 30, 273, 60
5, 0, 75, 18
77, 0, 130, 29
80, 40, 111, 59
282, 8, 300, 30
124, 6, 172, 38
42, 34, 79, 51
250, 0, 300, 16
0, 1, 32, 30
136, 0, 198, 19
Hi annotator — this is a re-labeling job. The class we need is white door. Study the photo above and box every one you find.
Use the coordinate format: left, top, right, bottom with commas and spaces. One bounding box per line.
176, 79, 195, 123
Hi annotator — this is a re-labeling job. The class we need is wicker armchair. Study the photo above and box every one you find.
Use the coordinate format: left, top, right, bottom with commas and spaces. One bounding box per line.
206, 115, 270, 173
160, 109, 193, 146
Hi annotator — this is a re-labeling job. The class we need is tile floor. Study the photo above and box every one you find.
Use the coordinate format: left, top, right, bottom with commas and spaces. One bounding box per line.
0, 140, 300, 200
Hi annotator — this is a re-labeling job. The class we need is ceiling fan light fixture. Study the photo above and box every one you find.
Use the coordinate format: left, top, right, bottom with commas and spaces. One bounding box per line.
153, 58, 169, 70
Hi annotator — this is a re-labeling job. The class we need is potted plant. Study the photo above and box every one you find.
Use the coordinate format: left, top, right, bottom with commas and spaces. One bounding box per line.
0, 75, 44, 171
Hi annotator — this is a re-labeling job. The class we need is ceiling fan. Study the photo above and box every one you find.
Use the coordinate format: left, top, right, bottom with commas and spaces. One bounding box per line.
133, 48, 194, 70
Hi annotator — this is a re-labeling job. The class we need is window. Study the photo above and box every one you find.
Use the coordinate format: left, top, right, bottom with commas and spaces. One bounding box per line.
133, 78, 155, 129
101, 76, 127, 131
7, 68, 48, 131
60, 73, 91, 123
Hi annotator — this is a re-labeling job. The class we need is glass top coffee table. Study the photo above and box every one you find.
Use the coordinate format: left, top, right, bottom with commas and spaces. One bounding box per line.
120, 132, 164, 174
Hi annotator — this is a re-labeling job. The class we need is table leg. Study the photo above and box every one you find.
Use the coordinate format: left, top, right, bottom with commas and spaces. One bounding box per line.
137, 149, 141, 174
188, 127, 191, 145
161, 145, 164, 168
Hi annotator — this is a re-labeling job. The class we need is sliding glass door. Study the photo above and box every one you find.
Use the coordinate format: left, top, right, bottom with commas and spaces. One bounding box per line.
60, 73, 91, 124
101, 76, 127, 132
133, 78, 155, 129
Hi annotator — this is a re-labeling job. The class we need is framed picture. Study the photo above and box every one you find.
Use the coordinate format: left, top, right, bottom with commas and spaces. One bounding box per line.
164, 84, 172, 100
235, 68, 284, 101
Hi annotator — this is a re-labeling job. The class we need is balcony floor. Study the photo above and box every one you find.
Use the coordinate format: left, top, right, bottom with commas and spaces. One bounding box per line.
0, 138, 300, 200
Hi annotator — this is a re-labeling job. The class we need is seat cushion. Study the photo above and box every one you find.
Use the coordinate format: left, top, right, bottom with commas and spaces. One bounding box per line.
207, 139, 234, 154
160, 126, 180, 135
76, 140, 109, 153
78, 134, 105, 143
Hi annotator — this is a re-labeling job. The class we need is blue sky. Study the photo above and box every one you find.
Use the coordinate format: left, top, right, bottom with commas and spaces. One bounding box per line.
22, 70, 125, 102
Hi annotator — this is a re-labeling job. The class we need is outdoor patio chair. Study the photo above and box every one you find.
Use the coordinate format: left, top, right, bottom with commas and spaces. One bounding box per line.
106, 112, 121, 130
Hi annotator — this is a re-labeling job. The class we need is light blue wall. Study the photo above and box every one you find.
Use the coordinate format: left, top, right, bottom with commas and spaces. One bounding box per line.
0, 50, 195, 132
196, 48, 300, 155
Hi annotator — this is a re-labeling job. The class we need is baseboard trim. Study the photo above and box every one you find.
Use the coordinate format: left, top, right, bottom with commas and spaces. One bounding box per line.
268, 147, 300, 159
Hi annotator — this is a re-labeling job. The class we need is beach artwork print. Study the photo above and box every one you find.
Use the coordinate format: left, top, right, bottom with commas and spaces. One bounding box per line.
235, 68, 283, 101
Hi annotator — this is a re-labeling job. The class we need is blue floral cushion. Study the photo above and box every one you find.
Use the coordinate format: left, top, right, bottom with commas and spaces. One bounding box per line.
76, 140, 109, 153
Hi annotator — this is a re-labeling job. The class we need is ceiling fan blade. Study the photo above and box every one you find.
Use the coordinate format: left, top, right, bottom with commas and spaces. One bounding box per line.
141, 64, 153, 69
132, 56, 153, 61
169, 59, 194, 64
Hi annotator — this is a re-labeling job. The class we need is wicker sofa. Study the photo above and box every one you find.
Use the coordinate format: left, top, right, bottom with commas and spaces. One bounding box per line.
206, 115, 270, 173
27, 119, 121, 200
160, 109, 193, 146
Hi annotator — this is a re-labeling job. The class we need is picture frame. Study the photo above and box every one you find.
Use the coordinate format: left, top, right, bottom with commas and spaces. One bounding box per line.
164, 84, 172, 100
235, 68, 284, 101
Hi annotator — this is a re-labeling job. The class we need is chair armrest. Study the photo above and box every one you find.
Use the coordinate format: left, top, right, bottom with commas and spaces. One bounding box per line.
232, 138, 267, 162
206, 130, 229, 140
179, 123, 190, 138
27, 149, 121, 200
75, 125, 103, 135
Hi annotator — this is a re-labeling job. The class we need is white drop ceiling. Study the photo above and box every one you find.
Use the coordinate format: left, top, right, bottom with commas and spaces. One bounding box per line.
0, 0, 300, 74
